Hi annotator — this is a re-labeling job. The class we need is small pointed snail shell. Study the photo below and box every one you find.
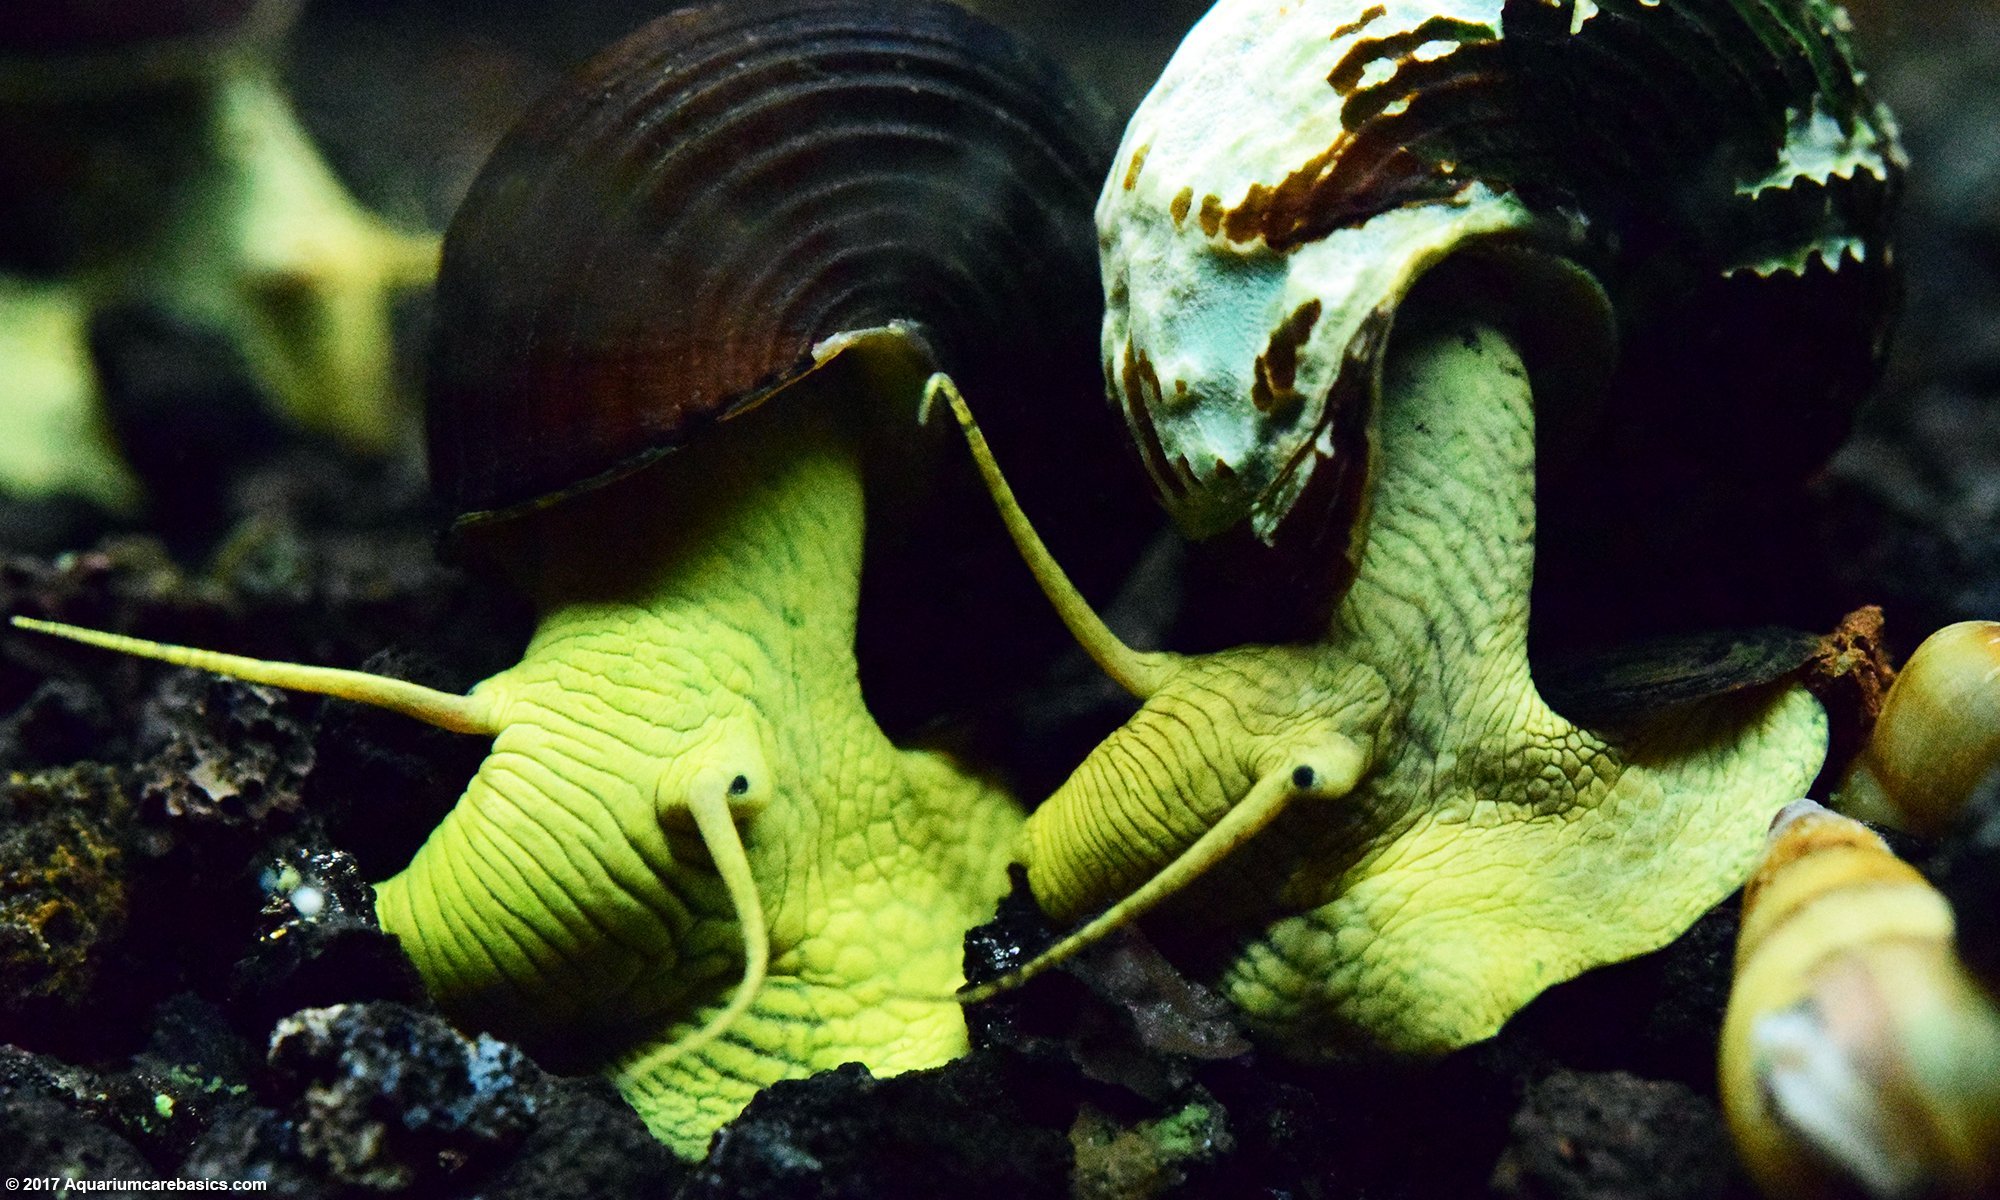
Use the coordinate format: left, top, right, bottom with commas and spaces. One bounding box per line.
1839, 621, 2000, 838
1721, 800, 2000, 1200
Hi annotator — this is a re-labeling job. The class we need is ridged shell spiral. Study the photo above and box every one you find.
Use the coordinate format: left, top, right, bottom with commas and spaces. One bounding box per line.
430, 0, 1116, 525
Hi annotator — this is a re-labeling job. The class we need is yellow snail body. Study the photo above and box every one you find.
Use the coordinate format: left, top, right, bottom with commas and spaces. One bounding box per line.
951, 0, 1900, 1058
1721, 800, 2000, 1199
13, 0, 1126, 1156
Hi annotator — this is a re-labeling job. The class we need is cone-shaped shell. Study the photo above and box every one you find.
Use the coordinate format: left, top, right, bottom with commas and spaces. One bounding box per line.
1101, 0, 1900, 553
430, 0, 1115, 527
1722, 800, 2000, 1200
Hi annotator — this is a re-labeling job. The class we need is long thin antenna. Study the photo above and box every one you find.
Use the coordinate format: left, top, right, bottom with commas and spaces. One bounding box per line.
961, 734, 1366, 1003
922, 373, 1174, 699
11, 616, 500, 735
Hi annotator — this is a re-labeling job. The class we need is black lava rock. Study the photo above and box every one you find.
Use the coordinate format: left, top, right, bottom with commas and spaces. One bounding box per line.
188, 1001, 684, 1198
0, 1091, 155, 1183
0, 763, 132, 1055
133, 671, 316, 853
0, 677, 116, 770
471, 1074, 686, 1200
685, 1055, 1071, 1200
228, 842, 424, 1039
182, 1105, 342, 1199
111, 993, 260, 1161
0, 1046, 152, 1181
1489, 1070, 1755, 1200
1184, 1051, 1516, 1200
262, 1001, 538, 1192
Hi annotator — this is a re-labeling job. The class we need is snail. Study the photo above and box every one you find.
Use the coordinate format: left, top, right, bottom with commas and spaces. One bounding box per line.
1720, 800, 2000, 1199
1837, 621, 2000, 838
0, 0, 437, 508
12, 0, 1124, 1156
949, 0, 1901, 1059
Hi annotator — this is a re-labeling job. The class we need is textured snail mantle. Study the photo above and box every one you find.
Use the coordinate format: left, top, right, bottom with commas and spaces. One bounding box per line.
12, 0, 1123, 1158
953, 0, 1900, 1057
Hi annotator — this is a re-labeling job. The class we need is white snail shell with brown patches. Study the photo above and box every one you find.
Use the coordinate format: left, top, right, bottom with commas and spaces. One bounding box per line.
946, 0, 1900, 1062
1101, 0, 1900, 560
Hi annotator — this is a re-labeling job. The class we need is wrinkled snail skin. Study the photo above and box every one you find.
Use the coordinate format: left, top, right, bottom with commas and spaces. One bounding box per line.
1018, 642, 1390, 931
1219, 322, 1827, 1056
0, 0, 437, 504
381, 410, 1020, 1155
1721, 800, 2000, 1200
961, 321, 1825, 1054
11, 0, 1120, 1157
1838, 621, 2000, 838
15, 408, 1022, 1158
957, 0, 1892, 1056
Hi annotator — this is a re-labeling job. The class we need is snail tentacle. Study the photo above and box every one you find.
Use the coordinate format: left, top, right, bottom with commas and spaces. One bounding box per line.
962, 728, 1368, 1003
648, 766, 771, 1068
10, 615, 501, 735
923, 372, 1174, 699
962, 0, 1898, 1058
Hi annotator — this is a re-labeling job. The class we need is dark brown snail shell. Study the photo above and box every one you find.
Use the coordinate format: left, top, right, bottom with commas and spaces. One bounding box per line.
429, 0, 1120, 530
428, 0, 1155, 744
1103, 0, 1901, 638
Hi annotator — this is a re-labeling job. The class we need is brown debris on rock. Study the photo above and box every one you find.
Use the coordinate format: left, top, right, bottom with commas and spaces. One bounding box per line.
1802, 604, 1897, 775
0, 765, 131, 1048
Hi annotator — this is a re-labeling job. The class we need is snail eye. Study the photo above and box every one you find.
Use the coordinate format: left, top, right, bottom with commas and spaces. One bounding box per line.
729, 775, 751, 797
1292, 765, 1316, 789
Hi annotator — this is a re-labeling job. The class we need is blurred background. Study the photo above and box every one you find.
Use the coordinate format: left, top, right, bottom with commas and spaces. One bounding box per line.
1812, 0, 2000, 637
286, 0, 1212, 234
